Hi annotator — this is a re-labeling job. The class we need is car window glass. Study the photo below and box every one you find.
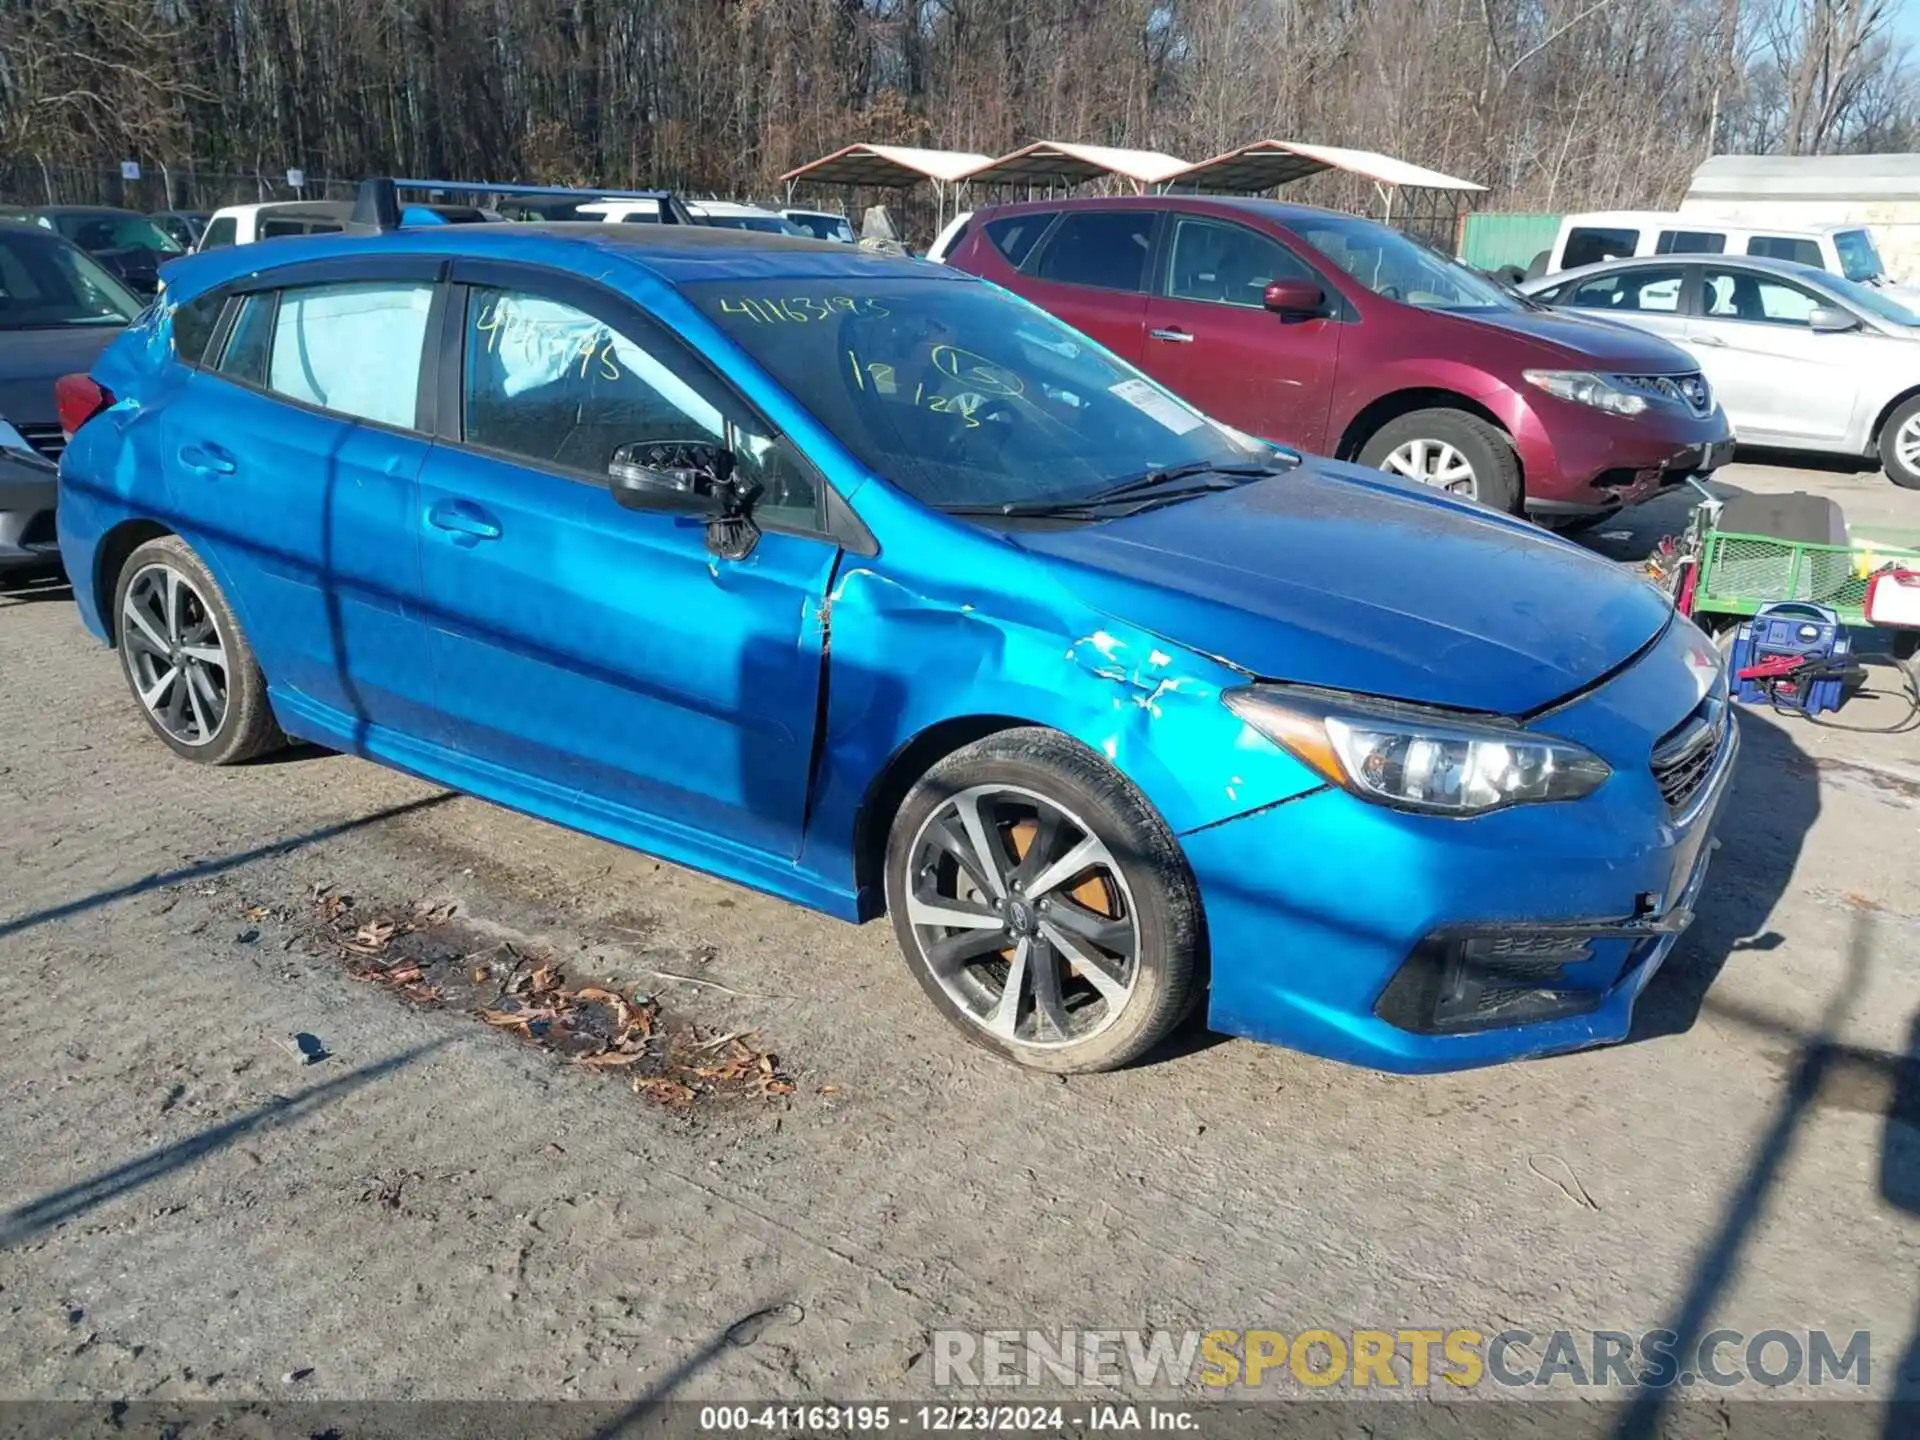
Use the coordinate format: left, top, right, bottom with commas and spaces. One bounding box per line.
985, 214, 1050, 267
1834, 229, 1885, 283
216, 293, 275, 382
1164, 218, 1311, 307
267, 281, 433, 427
1701, 269, 1823, 325
1561, 267, 1684, 314
173, 292, 225, 363
461, 285, 818, 530
0, 231, 142, 329
1562, 227, 1639, 269
1747, 236, 1822, 268
201, 216, 237, 250
1655, 230, 1725, 255
1028, 211, 1154, 292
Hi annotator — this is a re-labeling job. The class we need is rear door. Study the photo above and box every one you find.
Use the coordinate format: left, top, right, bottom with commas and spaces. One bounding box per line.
1013, 209, 1158, 366
414, 261, 840, 858
1688, 265, 1860, 443
163, 260, 443, 738
1140, 214, 1339, 449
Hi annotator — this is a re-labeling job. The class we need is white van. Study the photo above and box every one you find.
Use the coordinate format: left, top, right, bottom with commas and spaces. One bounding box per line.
194, 200, 356, 252
1541, 211, 1906, 293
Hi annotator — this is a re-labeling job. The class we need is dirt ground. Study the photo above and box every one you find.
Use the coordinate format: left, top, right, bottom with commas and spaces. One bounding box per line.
1, 458, 1917, 1419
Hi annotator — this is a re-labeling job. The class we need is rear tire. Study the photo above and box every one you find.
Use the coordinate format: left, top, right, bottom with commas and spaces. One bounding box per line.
884, 728, 1202, 1074
1878, 395, 1920, 489
1358, 408, 1524, 514
113, 535, 284, 765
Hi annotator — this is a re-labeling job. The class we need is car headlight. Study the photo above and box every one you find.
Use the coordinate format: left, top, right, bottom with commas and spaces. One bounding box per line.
1223, 686, 1611, 815
1522, 369, 1647, 417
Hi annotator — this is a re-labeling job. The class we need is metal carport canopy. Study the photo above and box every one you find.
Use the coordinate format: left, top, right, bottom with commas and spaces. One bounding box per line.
1167, 140, 1484, 193
959, 141, 1193, 190
778, 145, 994, 188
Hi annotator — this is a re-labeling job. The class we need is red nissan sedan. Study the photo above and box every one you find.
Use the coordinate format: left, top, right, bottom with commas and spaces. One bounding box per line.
938, 195, 1734, 524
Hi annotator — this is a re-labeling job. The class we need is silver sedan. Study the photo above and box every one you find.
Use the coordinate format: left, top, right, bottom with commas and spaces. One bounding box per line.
1519, 254, 1920, 489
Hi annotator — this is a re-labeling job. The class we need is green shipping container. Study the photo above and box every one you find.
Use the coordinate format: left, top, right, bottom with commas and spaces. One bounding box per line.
1458, 212, 1562, 276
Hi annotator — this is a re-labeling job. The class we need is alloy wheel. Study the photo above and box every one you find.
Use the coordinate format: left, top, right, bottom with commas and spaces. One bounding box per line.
122, 563, 229, 746
904, 784, 1141, 1049
1897, 414, 1920, 474
1383, 438, 1479, 497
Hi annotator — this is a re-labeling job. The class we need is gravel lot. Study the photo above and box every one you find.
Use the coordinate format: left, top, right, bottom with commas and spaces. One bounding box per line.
1, 459, 1917, 1418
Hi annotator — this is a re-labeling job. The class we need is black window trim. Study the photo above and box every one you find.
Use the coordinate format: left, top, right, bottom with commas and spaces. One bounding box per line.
1019, 208, 1162, 295
440, 257, 870, 554
177, 258, 450, 439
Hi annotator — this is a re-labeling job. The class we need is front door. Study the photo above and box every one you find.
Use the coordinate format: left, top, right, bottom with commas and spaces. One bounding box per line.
416, 268, 840, 858
1141, 215, 1340, 450
1688, 267, 1860, 444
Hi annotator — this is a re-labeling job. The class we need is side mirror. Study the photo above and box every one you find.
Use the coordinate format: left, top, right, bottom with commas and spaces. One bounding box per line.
1808, 306, 1858, 334
1263, 278, 1326, 316
608, 440, 763, 559
608, 440, 736, 516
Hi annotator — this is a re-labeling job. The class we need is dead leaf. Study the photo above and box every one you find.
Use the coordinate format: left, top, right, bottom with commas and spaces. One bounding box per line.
384, 964, 425, 986
528, 963, 562, 995
243, 905, 271, 922
577, 1049, 650, 1069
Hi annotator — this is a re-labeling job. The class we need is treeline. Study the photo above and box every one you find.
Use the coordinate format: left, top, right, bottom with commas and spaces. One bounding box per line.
2, 0, 1915, 213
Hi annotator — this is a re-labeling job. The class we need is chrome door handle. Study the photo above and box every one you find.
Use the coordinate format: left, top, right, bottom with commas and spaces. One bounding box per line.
1149, 328, 1194, 343
1692, 335, 1726, 347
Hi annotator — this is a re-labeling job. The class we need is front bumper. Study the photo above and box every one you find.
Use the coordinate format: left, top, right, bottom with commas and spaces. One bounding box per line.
1511, 398, 1735, 517
0, 445, 60, 575
1184, 625, 1739, 1073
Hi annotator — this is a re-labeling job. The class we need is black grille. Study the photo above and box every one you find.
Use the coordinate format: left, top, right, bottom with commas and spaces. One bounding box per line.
1652, 698, 1726, 812
14, 424, 64, 462
20, 510, 57, 549
1616, 372, 1713, 418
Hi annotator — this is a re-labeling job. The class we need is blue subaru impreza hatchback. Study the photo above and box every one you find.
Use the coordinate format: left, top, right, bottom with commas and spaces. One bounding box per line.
57, 188, 1736, 1074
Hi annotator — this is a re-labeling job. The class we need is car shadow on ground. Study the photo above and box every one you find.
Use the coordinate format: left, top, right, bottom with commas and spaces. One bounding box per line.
0, 577, 73, 605
1627, 711, 1816, 1046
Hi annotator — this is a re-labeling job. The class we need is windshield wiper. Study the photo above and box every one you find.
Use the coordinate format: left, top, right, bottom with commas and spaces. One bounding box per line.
944, 457, 1297, 522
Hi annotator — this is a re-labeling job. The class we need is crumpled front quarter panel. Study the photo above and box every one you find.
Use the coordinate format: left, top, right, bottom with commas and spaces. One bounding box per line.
799, 517, 1326, 909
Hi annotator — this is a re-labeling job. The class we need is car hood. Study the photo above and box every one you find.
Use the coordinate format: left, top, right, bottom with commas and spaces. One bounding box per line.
0, 327, 123, 425
1013, 461, 1673, 715
1446, 305, 1698, 370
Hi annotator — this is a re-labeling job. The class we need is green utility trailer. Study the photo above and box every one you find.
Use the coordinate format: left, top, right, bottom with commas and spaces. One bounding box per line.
1691, 524, 1920, 626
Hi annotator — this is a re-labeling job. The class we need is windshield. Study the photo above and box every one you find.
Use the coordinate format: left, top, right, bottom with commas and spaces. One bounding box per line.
50, 212, 184, 257
686, 277, 1267, 510
1291, 213, 1518, 311
1835, 229, 1886, 284
0, 231, 143, 329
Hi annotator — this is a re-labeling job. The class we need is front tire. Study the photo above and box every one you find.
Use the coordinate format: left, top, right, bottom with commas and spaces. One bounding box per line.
1878, 395, 1920, 489
113, 535, 284, 765
884, 728, 1202, 1074
1358, 408, 1524, 513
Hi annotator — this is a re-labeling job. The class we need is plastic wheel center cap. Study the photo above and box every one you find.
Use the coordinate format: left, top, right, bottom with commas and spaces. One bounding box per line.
1006, 898, 1037, 935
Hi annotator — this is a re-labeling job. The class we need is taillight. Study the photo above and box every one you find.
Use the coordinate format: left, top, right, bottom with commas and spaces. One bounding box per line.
55, 374, 114, 441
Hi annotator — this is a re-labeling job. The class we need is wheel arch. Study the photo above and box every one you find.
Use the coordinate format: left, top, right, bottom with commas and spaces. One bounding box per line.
851, 713, 1039, 916
1335, 387, 1516, 464
1867, 385, 1920, 451
93, 518, 177, 643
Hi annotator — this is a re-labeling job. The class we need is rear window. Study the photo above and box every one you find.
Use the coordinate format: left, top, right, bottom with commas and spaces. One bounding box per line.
200, 216, 237, 250
986, 214, 1049, 268
1028, 211, 1155, 292
1655, 230, 1725, 255
1562, 227, 1639, 269
1835, 229, 1885, 283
